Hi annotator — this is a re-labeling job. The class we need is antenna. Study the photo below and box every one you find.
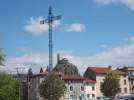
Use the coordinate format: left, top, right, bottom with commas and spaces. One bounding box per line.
40, 6, 61, 73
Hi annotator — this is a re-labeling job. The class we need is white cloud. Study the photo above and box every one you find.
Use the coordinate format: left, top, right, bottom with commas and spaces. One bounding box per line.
125, 37, 134, 42
100, 44, 107, 49
20, 47, 27, 51
95, 0, 134, 10
24, 16, 61, 35
2, 42, 134, 75
65, 23, 86, 32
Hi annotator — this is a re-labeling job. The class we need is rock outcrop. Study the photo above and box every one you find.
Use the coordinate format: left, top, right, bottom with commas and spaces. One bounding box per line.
53, 53, 79, 75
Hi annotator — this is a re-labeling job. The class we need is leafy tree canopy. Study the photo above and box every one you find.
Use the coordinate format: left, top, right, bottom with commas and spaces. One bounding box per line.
101, 71, 120, 98
27, 67, 33, 82
0, 71, 23, 100
39, 73, 66, 100
0, 48, 6, 66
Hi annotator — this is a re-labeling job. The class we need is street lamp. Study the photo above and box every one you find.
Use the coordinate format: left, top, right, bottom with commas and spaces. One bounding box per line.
15, 67, 25, 100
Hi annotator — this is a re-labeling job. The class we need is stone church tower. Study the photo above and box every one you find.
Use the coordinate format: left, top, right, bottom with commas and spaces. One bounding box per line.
53, 53, 79, 75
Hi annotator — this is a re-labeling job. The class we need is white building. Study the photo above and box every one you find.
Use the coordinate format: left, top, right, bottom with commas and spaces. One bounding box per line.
29, 71, 97, 100
84, 77, 96, 100
62, 75, 86, 100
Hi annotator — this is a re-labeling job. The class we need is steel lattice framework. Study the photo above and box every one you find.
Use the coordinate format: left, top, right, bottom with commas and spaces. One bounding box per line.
40, 6, 61, 72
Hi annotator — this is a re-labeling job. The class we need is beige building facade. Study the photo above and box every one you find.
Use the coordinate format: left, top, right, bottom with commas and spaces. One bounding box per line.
115, 70, 130, 96
83, 66, 130, 98
83, 66, 111, 97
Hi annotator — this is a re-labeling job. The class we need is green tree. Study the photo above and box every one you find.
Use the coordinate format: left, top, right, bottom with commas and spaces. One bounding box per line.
0, 37, 6, 66
101, 71, 120, 98
27, 67, 33, 82
39, 73, 66, 100
0, 71, 23, 100
0, 48, 6, 66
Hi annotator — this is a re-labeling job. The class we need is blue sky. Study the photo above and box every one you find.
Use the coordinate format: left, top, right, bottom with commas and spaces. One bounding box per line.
0, 0, 134, 74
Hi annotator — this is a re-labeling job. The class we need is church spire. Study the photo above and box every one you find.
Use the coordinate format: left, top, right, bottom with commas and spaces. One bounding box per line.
57, 53, 60, 64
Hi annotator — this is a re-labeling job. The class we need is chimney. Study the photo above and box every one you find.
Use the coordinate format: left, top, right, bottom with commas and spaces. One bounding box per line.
108, 65, 112, 70
123, 66, 127, 72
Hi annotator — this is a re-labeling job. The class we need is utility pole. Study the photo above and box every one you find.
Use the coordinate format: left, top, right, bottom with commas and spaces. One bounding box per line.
15, 67, 25, 100
27, 67, 32, 100
40, 6, 61, 72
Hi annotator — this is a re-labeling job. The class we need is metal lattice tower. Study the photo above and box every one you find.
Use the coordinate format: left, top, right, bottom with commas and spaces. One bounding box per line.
40, 6, 61, 72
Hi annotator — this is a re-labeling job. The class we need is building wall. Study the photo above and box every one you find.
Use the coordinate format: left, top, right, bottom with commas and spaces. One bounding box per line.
119, 75, 130, 95
83, 68, 96, 80
30, 76, 45, 100
96, 74, 105, 98
64, 80, 85, 100
85, 83, 96, 99
128, 68, 134, 94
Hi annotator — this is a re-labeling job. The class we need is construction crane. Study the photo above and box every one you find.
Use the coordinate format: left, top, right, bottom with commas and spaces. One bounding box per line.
40, 6, 61, 72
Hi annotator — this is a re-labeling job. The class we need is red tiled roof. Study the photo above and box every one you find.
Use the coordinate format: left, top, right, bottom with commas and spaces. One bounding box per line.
84, 77, 96, 83
62, 75, 85, 80
31, 71, 62, 77
40, 71, 62, 75
89, 66, 110, 74
114, 70, 127, 75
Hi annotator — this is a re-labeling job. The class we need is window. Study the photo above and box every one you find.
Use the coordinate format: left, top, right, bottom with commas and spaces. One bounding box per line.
70, 86, 73, 91
81, 95, 84, 99
92, 86, 95, 91
133, 72, 134, 76
124, 79, 127, 85
31, 94, 32, 99
119, 88, 121, 93
124, 88, 127, 93
70, 95, 73, 99
36, 83, 38, 88
92, 94, 95, 98
70, 80, 73, 83
81, 86, 84, 91
31, 85, 32, 89
131, 80, 133, 85
87, 94, 90, 98
99, 76, 103, 80
129, 71, 131, 75
100, 82, 103, 87
36, 77, 38, 81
